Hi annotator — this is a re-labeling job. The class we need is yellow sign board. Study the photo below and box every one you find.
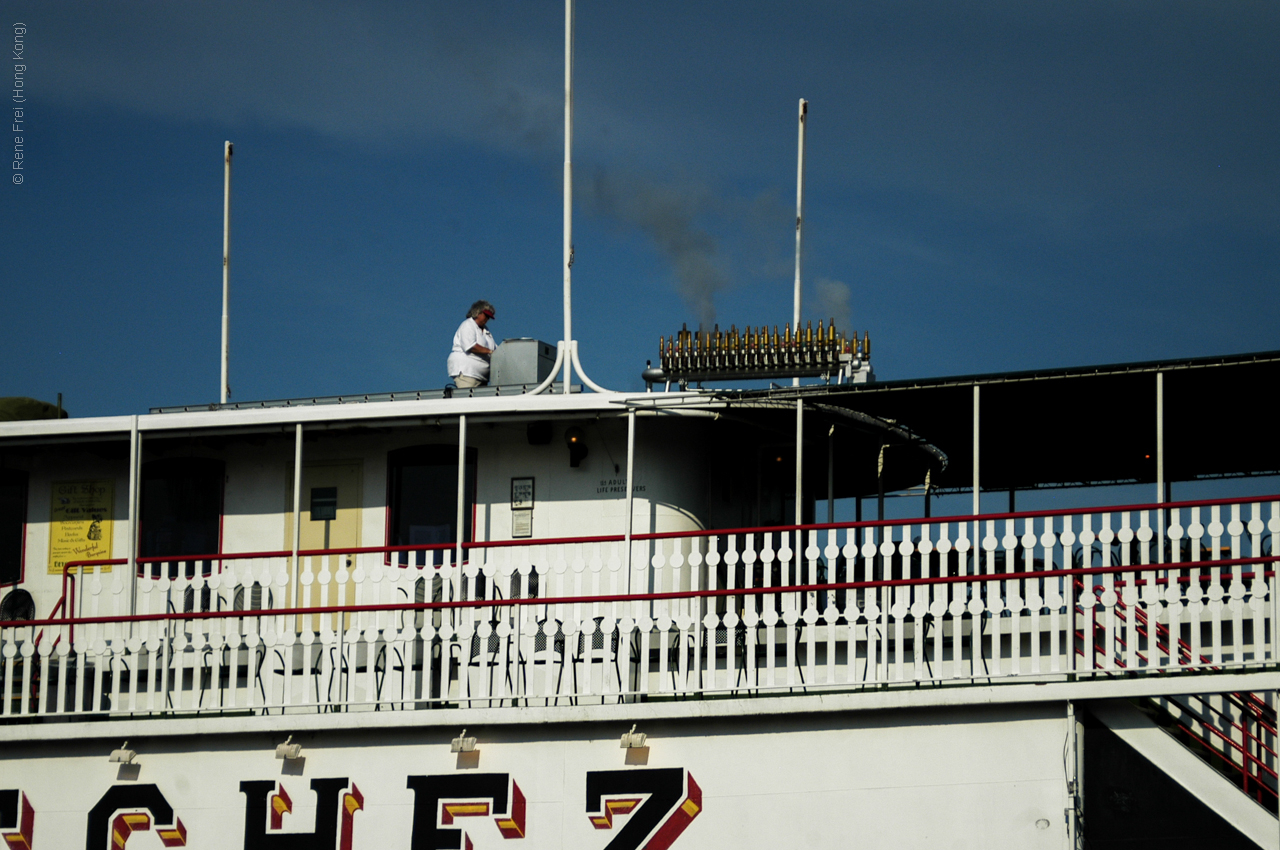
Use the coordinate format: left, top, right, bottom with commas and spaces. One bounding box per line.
48, 480, 114, 574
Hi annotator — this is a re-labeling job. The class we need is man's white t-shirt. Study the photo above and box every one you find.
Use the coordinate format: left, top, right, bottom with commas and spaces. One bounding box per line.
447, 317, 496, 381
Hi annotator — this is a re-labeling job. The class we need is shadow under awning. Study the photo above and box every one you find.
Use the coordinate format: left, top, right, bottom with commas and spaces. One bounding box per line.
715, 349, 1280, 496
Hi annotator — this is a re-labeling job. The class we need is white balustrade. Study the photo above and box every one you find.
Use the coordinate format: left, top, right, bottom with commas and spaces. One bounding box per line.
2, 497, 1278, 720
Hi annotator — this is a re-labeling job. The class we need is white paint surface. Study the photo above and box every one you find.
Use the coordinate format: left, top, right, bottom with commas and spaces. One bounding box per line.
2, 706, 1067, 849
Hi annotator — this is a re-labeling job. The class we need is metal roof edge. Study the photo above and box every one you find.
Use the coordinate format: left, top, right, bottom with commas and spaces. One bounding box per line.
8, 348, 1277, 441
0, 391, 690, 441
0, 414, 136, 441
723, 348, 1280, 398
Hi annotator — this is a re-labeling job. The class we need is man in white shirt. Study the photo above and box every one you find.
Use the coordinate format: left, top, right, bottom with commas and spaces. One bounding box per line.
446, 300, 497, 388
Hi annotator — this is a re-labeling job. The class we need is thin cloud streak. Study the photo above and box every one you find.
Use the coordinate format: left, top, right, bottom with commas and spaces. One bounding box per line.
4, 0, 1277, 415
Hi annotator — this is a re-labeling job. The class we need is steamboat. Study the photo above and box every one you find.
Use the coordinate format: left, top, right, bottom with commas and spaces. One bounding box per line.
3, 4, 1279, 848
3, 340, 1279, 849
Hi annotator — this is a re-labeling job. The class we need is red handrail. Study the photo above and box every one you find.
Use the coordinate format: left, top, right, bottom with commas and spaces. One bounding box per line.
1097, 568, 1279, 738
44, 492, 1280, 575
4, 554, 1277, 631
32, 595, 64, 650
625, 492, 1280, 542
1171, 713, 1279, 796
1170, 694, 1278, 777
1074, 578, 1280, 800
1129, 599, 1279, 737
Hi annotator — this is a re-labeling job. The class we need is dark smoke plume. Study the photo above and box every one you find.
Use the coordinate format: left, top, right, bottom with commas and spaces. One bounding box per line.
813, 277, 853, 337
580, 170, 729, 327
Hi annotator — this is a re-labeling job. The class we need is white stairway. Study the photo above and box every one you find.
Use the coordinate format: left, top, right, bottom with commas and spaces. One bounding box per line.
1092, 698, 1278, 850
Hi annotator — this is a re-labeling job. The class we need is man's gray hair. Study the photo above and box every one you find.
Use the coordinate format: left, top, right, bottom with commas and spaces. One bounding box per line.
467, 300, 494, 319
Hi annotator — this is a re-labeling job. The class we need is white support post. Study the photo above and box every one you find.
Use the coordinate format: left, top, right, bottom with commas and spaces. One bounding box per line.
1155, 371, 1164, 502
569, 340, 612, 393
291, 423, 303, 609
221, 141, 232, 404
457, 415, 468, 569
1067, 700, 1081, 849
527, 342, 565, 396
827, 424, 835, 525
1156, 371, 1165, 563
1274, 529, 1280, 667
127, 415, 140, 618
972, 384, 981, 580
625, 410, 636, 591
795, 400, 804, 530
972, 385, 980, 516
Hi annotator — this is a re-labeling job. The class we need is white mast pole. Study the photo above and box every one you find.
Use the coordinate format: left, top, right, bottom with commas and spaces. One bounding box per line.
793, 100, 807, 529
221, 141, 232, 404
562, 0, 575, 393
793, 100, 807, 383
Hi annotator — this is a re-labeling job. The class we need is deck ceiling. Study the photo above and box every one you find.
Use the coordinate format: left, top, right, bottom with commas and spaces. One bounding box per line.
724, 350, 1280, 496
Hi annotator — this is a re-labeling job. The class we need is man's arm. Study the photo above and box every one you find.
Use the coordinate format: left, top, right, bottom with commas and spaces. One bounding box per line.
460, 321, 492, 357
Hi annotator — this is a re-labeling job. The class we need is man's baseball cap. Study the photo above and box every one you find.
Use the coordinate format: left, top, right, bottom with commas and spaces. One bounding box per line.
481, 307, 496, 319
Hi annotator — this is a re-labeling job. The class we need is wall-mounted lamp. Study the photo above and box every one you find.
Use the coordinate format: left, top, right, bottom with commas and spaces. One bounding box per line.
109, 741, 137, 764
565, 426, 589, 468
275, 735, 302, 760
619, 725, 647, 749
451, 729, 478, 753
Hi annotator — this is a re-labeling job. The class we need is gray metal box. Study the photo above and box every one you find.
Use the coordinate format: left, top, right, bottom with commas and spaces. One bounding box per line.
491, 339, 557, 387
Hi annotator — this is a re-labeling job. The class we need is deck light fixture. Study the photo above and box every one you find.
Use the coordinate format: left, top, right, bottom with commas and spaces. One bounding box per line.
275, 735, 302, 760
619, 725, 647, 749
451, 730, 477, 753
109, 741, 137, 764
565, 427, 589, 467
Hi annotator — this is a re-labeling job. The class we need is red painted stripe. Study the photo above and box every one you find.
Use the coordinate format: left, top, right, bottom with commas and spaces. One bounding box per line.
6, 555, 1276, 630
50, 493, 1279, 570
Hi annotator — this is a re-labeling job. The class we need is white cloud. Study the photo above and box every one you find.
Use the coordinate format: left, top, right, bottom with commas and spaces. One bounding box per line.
37, 1, 566, 153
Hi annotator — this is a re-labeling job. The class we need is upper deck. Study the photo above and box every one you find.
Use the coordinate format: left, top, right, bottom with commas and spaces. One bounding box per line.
2, 354, 1279, 738
0, 493, 1278, 742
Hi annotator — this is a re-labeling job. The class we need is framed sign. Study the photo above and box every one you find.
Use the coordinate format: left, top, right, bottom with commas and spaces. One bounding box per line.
48, 480, 114, 574
511, 477, 534, 510
512, 509, 533, 538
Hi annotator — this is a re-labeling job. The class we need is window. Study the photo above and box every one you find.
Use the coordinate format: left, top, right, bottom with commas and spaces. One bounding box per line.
0, 469, 27, 585
387, 445, 476, 567
139, 458, 224, 571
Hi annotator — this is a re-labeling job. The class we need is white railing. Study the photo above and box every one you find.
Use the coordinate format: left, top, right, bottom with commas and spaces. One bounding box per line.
1, 495, 1277, 720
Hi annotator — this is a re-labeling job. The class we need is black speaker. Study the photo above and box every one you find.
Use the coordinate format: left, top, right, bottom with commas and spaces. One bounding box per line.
526, 421, 553, 445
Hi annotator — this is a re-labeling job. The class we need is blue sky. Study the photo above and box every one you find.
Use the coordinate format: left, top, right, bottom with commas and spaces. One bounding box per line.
2, 1, 1277, 418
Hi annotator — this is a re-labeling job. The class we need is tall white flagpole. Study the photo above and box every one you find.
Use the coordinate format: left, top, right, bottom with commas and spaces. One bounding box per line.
792, 99, 807, 387
221, 140, 233, 404
793, 100, 808, 528
562, 0, 575, 393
